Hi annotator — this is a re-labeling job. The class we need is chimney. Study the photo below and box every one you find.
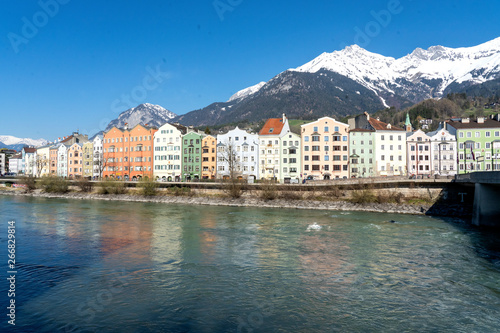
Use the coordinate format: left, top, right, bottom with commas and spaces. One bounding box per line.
377, 117, 380, 121
364, 112, 370, 120
461, 118, 469, 123
124, 123, 129, 130
387, 124, 392, 129
477, 117, 485, 124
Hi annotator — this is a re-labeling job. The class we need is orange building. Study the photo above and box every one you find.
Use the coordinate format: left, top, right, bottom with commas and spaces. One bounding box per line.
67, 143, 83, 178
103, 124, 158, 180
201, 135, 217, 179
49, 145, 58, 175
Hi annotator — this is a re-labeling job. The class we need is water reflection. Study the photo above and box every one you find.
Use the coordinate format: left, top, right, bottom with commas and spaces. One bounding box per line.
1, 196, 500, 332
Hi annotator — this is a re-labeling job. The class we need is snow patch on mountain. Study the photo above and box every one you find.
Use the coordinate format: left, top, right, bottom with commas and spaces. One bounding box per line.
105, 103, 177, 131
228, 81, 266, 102
291, 37, 500, 102
0, 135, 48, 148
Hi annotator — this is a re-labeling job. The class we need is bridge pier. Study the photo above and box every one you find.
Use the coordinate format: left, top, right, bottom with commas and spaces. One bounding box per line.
472, 183, 500, 227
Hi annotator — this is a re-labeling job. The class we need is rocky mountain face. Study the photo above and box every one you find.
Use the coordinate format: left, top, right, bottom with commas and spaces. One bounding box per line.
105, 103, 177, 131
173, 37, 500, 127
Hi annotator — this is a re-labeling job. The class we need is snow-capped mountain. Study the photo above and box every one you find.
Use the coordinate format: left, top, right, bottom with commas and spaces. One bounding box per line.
0, 135, 48, 151
105, 103, 177, 131
292, 37, 500, 106
173, 37, 500, 127
228, 82, 266, 102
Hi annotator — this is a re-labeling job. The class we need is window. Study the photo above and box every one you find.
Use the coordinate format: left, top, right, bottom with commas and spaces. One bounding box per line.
312, 135, 320, 142
304, 136, 309, 142
324, 126, 329, 132
324, 136, 329, 142
335, 126, 339, 132
475, 132, 480, 138
313, 126, 318, 132
381, 135, 385, 140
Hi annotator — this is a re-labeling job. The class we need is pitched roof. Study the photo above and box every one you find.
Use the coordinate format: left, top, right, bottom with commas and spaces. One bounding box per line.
350, 128, 375, 133
368, 118, 404, 131
446, 118, 500, 129
259, 118, 285, 136
23, 148, 37, 153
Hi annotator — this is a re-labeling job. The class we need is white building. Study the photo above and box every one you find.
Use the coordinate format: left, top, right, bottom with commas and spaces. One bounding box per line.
7, 153, 22, 175
153, 123, 187, 181
93, 135, 103, 179
57, 144, 68, 178
22, 147, 37, 176
280, 131, 301, 183
36, 145, 52, 177
0, 152, 6, 175
258, 114, 298, 182
349, 113, 406, 176
217, 127, 259, 181
427, 126, 458, 176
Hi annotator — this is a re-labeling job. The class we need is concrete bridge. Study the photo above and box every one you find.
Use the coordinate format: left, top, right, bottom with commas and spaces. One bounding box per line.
456, 172, 500, 227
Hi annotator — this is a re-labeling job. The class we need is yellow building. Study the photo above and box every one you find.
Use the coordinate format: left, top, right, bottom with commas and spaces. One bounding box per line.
82, 141, 94, 179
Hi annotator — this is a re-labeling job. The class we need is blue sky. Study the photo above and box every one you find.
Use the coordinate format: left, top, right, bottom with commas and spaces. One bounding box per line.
1, 0, 499, 140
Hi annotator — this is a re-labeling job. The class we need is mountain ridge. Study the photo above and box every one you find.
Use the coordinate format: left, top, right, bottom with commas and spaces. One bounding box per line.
172, 37, 500, 127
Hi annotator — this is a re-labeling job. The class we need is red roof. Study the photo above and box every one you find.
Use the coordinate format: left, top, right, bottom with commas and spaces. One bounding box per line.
368, 118, 404, 131
259, 118, 285, 136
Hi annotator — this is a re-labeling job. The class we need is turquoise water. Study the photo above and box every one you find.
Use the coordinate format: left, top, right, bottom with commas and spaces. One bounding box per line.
1, 195, 500, 332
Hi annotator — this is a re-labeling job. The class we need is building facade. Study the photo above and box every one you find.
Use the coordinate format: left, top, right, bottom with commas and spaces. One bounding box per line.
57, 144, 68, 178
7, 153, 22, 175
301, 117, 350, 180
349, 129, 376, 178
67, 143, 83, 178
216, 127, 259, 181
258, 115, 291, 181
82, 141, 94, 179
182, 132, 203, 181
49, 145, 59, 175
406, 130, 432, 177
153, 123, 186, 181
427, 127, 457, 176
279, 131, 301, 183
93, 135, 103, 179
201, 135, 217, 180
103, 124, 158, 180
22, 147, 37, 176
446, 116, 500, 173
349, 112, 406, 177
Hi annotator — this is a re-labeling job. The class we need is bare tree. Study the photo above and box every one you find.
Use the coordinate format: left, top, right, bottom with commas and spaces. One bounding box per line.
217, 140, 245, 198
35, 154, 49, 178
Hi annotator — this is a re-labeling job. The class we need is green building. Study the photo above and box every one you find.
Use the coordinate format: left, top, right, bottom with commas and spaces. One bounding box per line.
446, 116, 500, 173
349, 129, 376, 178
182, 132, 203, 181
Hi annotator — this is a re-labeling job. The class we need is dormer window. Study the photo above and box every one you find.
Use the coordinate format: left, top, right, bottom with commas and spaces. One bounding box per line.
269, 128, 274, 133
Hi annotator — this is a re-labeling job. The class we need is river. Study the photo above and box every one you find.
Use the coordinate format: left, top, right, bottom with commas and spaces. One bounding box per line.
1, 195, 500, 332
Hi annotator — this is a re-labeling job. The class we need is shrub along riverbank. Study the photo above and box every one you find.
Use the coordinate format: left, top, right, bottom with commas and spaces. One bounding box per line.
0, 176, 471, 218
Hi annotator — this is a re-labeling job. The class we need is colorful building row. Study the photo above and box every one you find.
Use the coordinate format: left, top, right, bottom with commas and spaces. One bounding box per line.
11, 113, 500, 180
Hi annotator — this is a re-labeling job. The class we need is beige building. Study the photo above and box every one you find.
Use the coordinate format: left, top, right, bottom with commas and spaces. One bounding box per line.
82, 141, 94, 179
301, 117, 350, 180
